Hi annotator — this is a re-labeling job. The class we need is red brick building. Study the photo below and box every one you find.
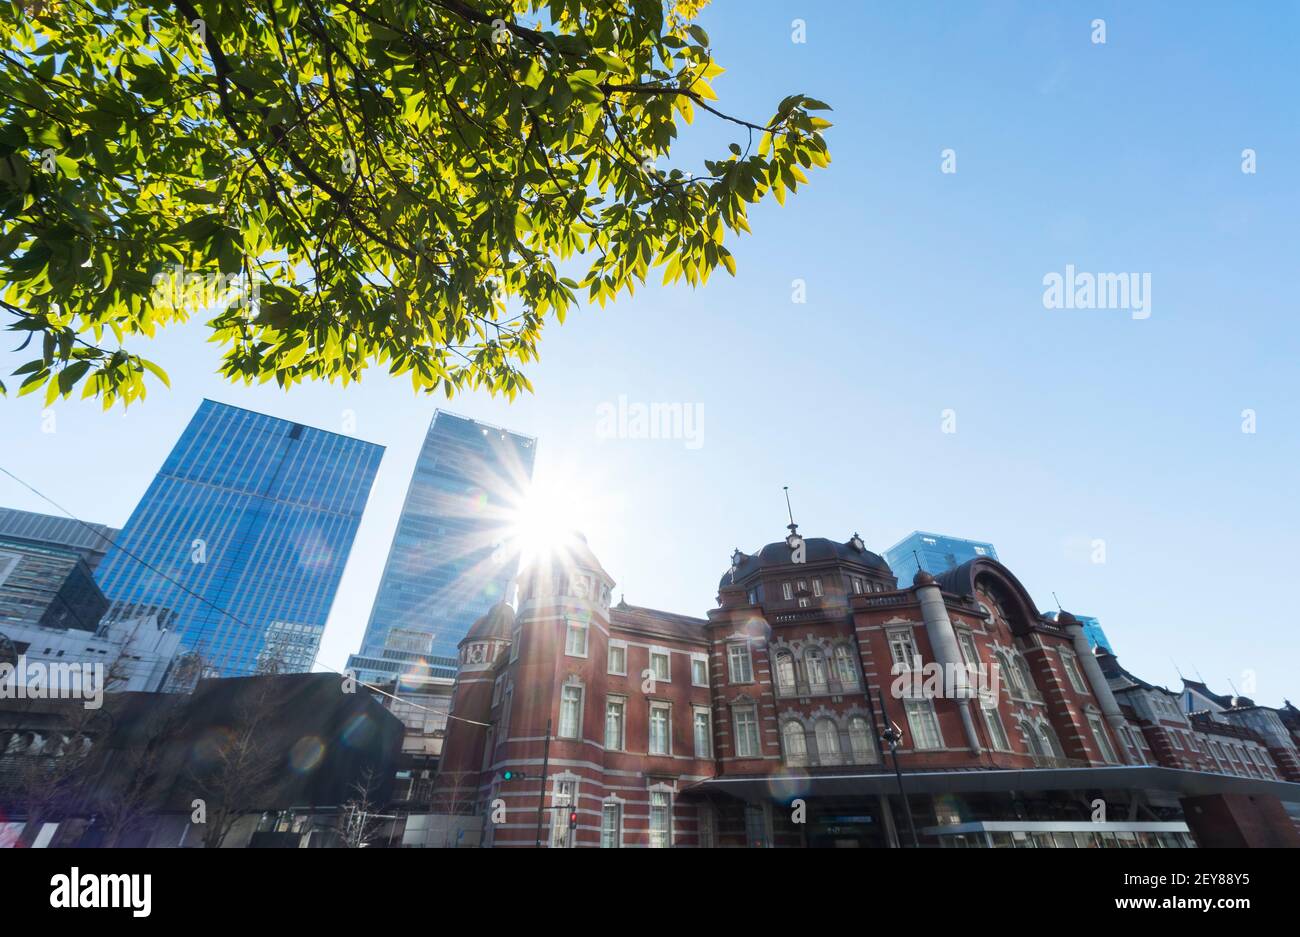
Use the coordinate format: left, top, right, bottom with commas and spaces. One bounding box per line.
433, 527, 1300, 847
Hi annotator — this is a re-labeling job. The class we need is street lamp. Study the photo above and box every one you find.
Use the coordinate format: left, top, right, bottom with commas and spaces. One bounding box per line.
867, 687, 920, 848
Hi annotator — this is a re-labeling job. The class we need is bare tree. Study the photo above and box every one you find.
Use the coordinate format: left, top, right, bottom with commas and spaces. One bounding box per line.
92, 704, 186, 848
339, 768, 386, 848
186, 680, 282, 848
7, 704, 105, 847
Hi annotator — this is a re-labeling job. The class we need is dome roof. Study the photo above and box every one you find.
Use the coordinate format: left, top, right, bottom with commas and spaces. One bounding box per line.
462, 600, 515, 644
720, 534, 892, 589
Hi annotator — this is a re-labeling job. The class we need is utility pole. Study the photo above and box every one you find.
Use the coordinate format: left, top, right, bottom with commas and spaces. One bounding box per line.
533, 717, 552, 848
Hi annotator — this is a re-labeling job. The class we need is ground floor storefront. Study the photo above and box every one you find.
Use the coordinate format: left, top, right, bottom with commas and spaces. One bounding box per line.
686, 765, 1300, 848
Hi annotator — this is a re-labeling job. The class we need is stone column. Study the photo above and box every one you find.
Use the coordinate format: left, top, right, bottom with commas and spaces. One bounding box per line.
1062, 613, 1136, 765
915, 572, 981, 753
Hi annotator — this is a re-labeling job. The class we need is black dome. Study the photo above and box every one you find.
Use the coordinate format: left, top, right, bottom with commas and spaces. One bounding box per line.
721, 536, 893, 589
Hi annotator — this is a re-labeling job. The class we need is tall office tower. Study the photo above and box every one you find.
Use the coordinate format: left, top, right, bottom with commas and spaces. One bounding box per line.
1042, 612, 1113, 652
95, 400, 384, 683
0, 508, 118, 571
883, 530, 999, 584
347, 411, 536, 684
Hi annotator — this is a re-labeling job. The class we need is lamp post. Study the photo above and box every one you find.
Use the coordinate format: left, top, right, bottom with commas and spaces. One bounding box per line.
867, 687, 920, 848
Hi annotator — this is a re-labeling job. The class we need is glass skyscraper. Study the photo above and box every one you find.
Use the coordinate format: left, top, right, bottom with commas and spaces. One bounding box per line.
883, 530, 1000, 584
347, 411, 536, 684
95, 399, 383, 682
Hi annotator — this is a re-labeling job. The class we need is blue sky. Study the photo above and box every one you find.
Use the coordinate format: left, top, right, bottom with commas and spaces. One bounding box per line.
3, 2, 1297, 704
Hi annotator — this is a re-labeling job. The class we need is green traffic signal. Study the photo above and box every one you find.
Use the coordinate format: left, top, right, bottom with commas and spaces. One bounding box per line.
503, 770, 528, 781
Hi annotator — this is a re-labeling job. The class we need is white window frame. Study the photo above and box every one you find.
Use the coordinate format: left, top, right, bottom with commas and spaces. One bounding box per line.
782, 581, 793, 601
904, 699, 943, 750
604, 696, 626, 751
774, 651, 796, 696
1088, 713, 1118, 764
727, 642, 753, 684
550, 777, 578, 848
848, 716, 876, 763
833, 644, 858, 687
600, 799, 623, 848
956, 630, 980, 671
559, 683, 584, 739
649, 648, 671, 683
782, 720, 808, 766
1059, 647, 1089, 694
805, 647, 829, 692
982, 706, 1011, 751
690, 653, 709, 687
564, 619, 589, 658
607, 640, 627, 676
733, 705, 761, 758
692, 706, 712, 758
812, 577, 824, 597
648, 789, 673, 848
815, 718, 842, 766
887, 629, 920, 672
648, 701, 672, 756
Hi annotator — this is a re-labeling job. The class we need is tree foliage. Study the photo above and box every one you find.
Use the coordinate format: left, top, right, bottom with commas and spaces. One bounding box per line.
0, 0, 831, 407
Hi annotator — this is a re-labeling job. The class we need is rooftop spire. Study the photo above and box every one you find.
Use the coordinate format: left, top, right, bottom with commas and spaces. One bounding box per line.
782, 485, 797, 534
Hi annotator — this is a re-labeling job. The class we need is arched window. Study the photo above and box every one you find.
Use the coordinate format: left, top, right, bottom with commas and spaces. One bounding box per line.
782, 721, 808, 766
1037, 722, 1063, 759
833, 645, 858, 688
815, 719, 842, 765
1015, 655, 1036, 699
848, 717, 876, 763
1021, 721, 1043, 757
805, 648, 828, 692
996, 650, 1024, 696
774, 652, 796, 696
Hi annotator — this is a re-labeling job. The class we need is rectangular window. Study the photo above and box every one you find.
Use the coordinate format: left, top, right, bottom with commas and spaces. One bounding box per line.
559, 685, 583, 738
565, 620, 588, 657
733, 706, 760, 758
888, 629, 920, 671
957, 631, 980, 671
600, 802, 622, 848
649, 703, 671, 755
1059, 648, 1089, 694
812, 577, 824, 597
607, 641, 626, 675
904, 699, 943, 750
1169, 728, 1184, 750
650, 649, 670, 682
550, 780, 575, 848
782, 582, 793, 601
690, 654, 709, 687
693, 707, 712, 758
982, 707, 1010, 751
1088, 714, 1118, 764
851, 576, 864, 594
649, 791, 671, 848
728, 643, 753, 683
605, 697, 625, 750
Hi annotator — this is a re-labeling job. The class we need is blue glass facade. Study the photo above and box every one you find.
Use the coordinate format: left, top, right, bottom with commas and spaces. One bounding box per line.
1076, 615, 1114, 654
95, 399, 383, 680
348, 411, 535, 683
883, 531, 999, 584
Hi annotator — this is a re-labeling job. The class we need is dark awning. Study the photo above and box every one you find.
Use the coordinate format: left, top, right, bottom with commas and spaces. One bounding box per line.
685, 766, 1300, 802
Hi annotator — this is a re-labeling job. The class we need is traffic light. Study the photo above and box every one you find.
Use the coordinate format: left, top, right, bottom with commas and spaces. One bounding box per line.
568, 811, 578, 827
502, 769, 528, 781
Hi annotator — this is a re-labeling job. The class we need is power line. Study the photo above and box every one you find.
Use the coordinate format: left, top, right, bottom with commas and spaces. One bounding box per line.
0, 464, 491, 727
